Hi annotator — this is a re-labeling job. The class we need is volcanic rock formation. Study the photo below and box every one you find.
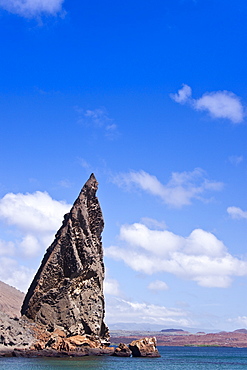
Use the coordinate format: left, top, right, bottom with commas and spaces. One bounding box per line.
129, 337, 160, 357
21, 174, 109, 344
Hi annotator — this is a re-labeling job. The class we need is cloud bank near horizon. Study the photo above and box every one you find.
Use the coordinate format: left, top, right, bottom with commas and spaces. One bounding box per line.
170, 84, 245, 124
105, 296, 195, 327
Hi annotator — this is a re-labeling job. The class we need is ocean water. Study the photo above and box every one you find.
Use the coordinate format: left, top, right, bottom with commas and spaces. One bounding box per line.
1, 347, 247, 369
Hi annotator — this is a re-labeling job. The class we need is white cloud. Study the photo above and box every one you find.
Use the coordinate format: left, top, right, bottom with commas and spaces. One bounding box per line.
114, 168, 223, 208
104, 268, 120, 296
58, 179, 73, 188
228, 316, 247, 327
105, 223, 247, 288
0, 191, 71, 257
0, 239, 15, 256
148, 280, 169, 291
77, 107, 119, 139
194, 91, 244, 123
105, 296, 195, 327
228, 155, 244, 166
0, 190, 72, 291
105, 123, 119, 140
0, 257, 35, 292
170, 84, 192, 104
0, 191, 70, 233
171, 85, 244, 124
78, 158, 92, 170
141, 217, 167, 230
84, 108, 112, 127
19, 234, 41, 257
227, 206, 247, 220
104, 278, 120, 296
0, 0, 64, 17
119, 223, 183, 257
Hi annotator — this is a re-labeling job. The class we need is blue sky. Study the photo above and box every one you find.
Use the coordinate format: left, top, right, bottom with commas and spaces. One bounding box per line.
0, 0, 247, 332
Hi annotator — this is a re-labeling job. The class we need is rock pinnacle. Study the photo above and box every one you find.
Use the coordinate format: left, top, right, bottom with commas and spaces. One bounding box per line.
21, 174, 109, 343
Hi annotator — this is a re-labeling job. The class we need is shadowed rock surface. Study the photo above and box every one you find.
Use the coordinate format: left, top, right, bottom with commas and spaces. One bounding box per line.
21, 174, 109, 343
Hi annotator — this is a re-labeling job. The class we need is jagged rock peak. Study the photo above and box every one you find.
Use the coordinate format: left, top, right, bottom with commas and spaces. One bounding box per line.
76, 173, 98, 202
21, 174, 109, 343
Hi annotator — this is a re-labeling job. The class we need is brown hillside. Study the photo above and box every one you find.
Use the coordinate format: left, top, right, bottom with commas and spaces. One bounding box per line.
0, 281, 24, 317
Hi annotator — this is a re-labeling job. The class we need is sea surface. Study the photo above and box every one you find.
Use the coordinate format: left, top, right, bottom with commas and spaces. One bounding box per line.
1, 347, 247, 369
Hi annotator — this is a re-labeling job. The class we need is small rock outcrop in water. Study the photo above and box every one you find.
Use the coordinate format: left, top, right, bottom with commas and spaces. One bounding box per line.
113, 343, 132, 357
129, 337, 160, 357
21, 174, 109, 344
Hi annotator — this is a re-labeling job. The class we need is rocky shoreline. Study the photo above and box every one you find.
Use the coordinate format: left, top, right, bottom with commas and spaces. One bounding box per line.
0, 347, 115, 358
0, 333, 160, 358
0, 310, 160, 358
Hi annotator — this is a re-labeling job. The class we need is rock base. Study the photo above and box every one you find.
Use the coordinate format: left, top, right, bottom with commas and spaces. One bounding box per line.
0, 316, 160, 359
0, 347, 115, 358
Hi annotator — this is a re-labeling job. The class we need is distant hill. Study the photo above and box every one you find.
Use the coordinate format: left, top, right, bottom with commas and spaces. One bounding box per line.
108, 322, 217, 334
161, 329, 187, 333
0, 281, 24, 317
234, 329, 247, 334
110, 329, 247, 347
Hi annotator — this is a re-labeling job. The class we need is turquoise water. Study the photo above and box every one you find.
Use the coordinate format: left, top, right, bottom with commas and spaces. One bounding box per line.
1, 347, 247, 369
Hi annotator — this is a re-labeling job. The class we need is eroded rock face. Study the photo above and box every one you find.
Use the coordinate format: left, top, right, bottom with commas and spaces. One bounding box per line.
21, 174, 109, 343
129, 337, 160, 357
